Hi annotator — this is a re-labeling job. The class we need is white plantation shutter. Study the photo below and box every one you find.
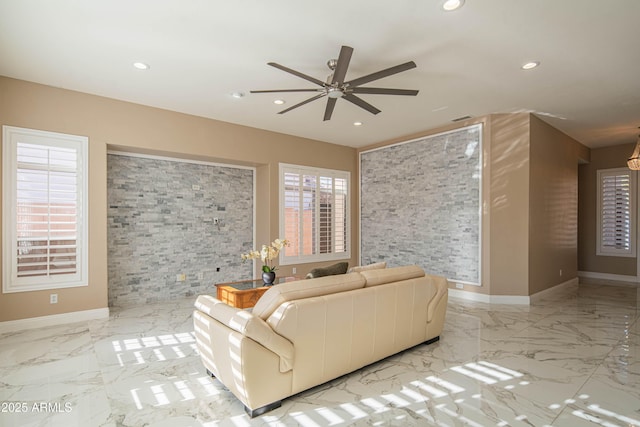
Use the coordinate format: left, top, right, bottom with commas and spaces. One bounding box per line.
303, 174, 317, 256
597, 168, 636, 257
280, 164, 350, 264
3, 126, 88, 292
283, 172, 301, 258
319, 176, 332, 254
334, 177, 347, 254
17, 143, 78, 277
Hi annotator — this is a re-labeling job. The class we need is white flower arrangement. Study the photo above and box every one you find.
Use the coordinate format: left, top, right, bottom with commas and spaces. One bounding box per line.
241, 238, 290, 273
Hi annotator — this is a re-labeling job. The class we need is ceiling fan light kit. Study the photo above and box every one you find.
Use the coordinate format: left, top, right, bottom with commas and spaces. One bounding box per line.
250, 45, 419, 121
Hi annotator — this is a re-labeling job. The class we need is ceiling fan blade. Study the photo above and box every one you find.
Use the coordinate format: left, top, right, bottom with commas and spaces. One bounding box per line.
351, 87, 419, 96
268, 62, 325, 87
323, 98, 337, 121
331, 46, 353, 85
250, 89, 321, 93
343, 93, 381, 115
278, 93, 326, 114
346, 61, 417, 88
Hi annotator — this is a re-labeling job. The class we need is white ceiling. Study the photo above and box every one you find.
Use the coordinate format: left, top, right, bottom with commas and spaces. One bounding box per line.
1, 0, 639, 149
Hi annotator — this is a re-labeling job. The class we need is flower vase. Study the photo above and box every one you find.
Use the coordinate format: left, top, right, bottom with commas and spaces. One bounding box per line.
262, 271, 276, 285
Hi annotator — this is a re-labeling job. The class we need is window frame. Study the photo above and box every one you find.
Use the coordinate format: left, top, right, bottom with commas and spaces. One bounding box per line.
279, 163, 351, 265
2, 126, 89, 293
596, 167, 636, 258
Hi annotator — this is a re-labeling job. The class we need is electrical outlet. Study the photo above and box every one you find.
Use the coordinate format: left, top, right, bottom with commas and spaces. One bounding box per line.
292, 267, 297, 274
216, 267, 220, 272
197, 272, 204, 281
192, 184, 201, 191
50, 293, 58, 304
455, 283, 463, 289
559, 269, 562, 276
176, 274, 186, 282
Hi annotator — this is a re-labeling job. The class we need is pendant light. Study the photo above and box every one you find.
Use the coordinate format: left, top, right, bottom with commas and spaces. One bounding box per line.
627, 128, 640, 170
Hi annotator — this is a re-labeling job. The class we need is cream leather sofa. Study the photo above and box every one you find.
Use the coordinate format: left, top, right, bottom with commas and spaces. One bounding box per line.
193, 265, 448, 417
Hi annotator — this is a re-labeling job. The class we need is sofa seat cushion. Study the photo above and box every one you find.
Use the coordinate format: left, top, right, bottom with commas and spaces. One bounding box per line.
305, 262, 349, 279
253, 272, 365, 320
360, 265, 425, 287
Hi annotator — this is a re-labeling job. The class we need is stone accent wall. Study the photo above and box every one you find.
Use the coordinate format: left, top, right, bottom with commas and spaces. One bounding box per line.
107, 154, 254, 306
360, 125, 481, 283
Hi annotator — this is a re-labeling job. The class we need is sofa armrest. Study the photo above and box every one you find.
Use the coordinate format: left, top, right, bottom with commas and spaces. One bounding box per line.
426, 275, 448, 323
195, 295, 294, 372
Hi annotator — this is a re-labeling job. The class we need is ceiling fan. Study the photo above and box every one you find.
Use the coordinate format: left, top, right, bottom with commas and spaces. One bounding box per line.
250, 45, 419, 121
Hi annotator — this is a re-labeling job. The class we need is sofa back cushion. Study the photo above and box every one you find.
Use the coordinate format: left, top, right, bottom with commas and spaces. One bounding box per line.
360, 265, 425, 287
253, 272, 366, 320
348, 261, 386, 273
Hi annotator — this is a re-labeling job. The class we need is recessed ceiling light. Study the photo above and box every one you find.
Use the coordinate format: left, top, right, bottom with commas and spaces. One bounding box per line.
274, 99, 285, 105
353, 121, 363, 126
231, 92, 245, 99
442, 0, 464, 11
133, 62, 150, 70
521, 61, 540, 70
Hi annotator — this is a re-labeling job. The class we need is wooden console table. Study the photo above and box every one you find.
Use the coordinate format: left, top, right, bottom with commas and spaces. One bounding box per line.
215, 276, 299, 309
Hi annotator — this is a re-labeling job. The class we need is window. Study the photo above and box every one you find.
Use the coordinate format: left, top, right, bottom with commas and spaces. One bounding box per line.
279, 163, 350, 264
597, 168, 636, 257
2, 126, 88, 293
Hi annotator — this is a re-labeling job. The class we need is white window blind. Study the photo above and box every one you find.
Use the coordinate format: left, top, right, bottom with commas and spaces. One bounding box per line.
3, 126, 88, 293
597, 168, 636, 257
280, 164, 350, 264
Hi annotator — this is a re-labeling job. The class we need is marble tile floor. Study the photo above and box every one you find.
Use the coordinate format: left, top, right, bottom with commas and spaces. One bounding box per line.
1, 281, 639, 427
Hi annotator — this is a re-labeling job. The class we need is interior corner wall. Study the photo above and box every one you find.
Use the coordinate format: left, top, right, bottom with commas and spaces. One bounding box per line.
357, 113, 585, 299
489, 113, 530, 296
578, 142, 637, 276
528, 116, 586, 295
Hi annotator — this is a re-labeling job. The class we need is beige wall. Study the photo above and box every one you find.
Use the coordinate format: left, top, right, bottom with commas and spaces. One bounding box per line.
488, 114, 531, 296
0, 75, 601, 318
528, 116, 589, 294
578, 142, 637, 277
360, 113, 588, 298
0, 76, 359, 321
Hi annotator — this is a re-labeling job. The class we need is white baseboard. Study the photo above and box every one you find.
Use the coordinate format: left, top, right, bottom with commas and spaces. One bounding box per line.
449, 277, 580, 305
0, 308, 109, 334
447, 288, 491, 303
578, 271, 639, 283
529, 278, 578, 304
447, 288, 530, 305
